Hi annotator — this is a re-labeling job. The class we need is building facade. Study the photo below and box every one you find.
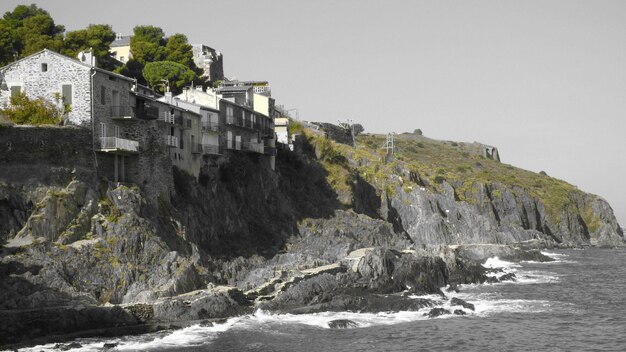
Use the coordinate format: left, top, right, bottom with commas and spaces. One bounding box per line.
191, 44, 224, 83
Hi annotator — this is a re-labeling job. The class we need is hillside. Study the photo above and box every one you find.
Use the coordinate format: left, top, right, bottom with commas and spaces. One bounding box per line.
0, 123, 623, 346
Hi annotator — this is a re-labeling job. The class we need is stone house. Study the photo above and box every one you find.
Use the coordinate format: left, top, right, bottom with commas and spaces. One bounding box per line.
0, 49, 143, 182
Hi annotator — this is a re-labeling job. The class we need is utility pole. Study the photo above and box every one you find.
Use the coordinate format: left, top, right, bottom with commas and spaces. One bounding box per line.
383, 133, 395, 155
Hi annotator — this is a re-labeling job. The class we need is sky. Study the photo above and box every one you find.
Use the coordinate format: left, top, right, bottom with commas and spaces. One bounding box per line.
2, 0, 625, 225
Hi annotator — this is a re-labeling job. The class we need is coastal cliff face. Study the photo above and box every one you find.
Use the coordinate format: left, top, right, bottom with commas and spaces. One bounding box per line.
0, 124, 623, 345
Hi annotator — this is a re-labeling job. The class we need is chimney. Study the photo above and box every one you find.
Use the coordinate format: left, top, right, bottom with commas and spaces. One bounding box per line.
165, 91, 173, 104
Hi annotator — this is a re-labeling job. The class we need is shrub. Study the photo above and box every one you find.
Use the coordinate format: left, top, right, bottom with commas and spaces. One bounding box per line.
539, 171, 548, 176
414, 128, 423, 135
1, 92, 69, 125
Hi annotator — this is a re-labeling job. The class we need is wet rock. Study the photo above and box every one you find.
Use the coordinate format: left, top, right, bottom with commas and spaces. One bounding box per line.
453, 309, 466, 315
427, 308, 450, 318
446, 283, 459, 293
450, 297, 475, 311
102, 343, 118, 350
498, 273, 517, 282
328, 319, 358, 329
55, 342, 82, 351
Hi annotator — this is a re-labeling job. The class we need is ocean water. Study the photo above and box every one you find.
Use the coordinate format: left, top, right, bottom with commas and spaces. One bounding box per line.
17, 248, 626, 352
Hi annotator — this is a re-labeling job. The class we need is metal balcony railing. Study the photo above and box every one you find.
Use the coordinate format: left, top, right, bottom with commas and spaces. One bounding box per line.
165, 135, 179, 148
241, 141, 264, 153
225, 115, 237, 126
99, 137, 139, 153
202, 143, 221, 155
202, 121, 219, 132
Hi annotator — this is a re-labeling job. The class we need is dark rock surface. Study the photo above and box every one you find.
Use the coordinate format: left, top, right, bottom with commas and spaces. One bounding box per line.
0, 125, 623, 347
450, 297, 475, 311
328, 319, 358, 329
427, 308, 451, 318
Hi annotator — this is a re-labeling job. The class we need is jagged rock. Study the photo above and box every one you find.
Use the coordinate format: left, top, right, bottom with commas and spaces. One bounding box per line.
453, 309, 467, 315
498, 273, 517, 282
450, 297, 475, 311
328, 319, 358, 329
427, 308, 450, 318
55, 342, 82, 351
102, 343, 119, 350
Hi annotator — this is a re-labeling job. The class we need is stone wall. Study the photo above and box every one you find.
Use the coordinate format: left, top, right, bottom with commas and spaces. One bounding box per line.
92, 71, 134, 139
0, 125, 95, 184
0, 50, 92, 126
96, 119, 174, 205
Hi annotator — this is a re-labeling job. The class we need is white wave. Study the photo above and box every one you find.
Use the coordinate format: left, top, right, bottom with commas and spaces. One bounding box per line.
18, 318, 244, 352
482, 256, 521, 270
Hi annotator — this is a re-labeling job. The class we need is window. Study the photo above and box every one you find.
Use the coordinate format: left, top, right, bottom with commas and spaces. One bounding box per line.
179, 130, 184, 149
100, 123, 107, 138
100, 86, 106, 105
10, 86, 21, 97
61, 84, 72, 105
41, 63, 48, 72
119, 56, 125, 62
114, 125, 120, 138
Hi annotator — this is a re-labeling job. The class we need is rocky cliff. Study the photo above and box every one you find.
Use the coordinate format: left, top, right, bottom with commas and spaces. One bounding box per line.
0, 124, 623, 346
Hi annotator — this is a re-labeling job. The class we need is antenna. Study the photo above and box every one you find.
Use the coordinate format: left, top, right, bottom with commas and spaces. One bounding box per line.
383, 133, 395, 155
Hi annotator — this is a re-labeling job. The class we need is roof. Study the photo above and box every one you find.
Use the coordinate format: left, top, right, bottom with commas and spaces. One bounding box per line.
216, 85, 253, 93
0, 49, 134, 83
111, 36, 131, 47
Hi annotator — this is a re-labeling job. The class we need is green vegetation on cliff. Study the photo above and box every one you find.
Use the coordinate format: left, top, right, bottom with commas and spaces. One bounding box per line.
300, 127, 600, 228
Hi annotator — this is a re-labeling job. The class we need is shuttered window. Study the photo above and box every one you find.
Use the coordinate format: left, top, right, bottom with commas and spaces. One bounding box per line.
10, 86, 21, 97
62, 84, 72, 105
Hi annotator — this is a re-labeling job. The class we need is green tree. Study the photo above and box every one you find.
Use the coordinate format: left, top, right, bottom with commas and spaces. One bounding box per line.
114, 58, 145, 84
131, 25, 166, 64
0, 4, 64, 62
62, 24, 116, 70
165, 34, 194, 67
1, 92, 70, 125
143, 61, 195, 94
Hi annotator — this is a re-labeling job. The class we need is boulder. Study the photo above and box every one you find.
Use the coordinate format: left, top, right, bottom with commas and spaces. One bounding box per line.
450, 297, 475, 311
328, 319, 358, 329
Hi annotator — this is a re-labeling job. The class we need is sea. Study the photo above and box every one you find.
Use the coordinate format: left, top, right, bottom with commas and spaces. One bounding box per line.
14, 248, 626, 352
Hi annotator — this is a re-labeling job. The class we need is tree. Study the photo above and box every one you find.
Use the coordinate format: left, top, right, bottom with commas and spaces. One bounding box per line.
0, 5, 64, 63
114, 58, 145, 83
143, 61, 195, 94
130, 25, 166, 64
352, 123, 364, 136
1, 92, 70, 125
62, 24, 116, 70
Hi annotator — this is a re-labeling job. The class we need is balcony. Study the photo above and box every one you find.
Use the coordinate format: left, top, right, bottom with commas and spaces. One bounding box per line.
165, 135, 179, 148
225, 115, 238, 126
202, 143, 221, 155
134, 105, 159, 120
160, 111, 176, 124
110, 105, 132, 119
202, 121, 219, 132
98, 137, 139, 154
241, 141, 264, 153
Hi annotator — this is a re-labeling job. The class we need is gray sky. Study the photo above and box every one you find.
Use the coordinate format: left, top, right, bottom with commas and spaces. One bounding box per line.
3, 0, 625, 225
